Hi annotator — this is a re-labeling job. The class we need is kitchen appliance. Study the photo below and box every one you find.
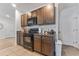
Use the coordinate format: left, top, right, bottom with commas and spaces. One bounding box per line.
29, 28, 38, 34
27, 17, 37, 26
23, 28, 39, 51
23, 33, 33, 51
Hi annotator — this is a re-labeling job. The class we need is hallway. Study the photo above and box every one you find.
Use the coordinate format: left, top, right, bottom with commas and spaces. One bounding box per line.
62, 45, 79, 56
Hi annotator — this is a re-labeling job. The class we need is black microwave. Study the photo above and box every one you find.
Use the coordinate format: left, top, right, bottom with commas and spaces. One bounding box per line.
27, 17, 37, 26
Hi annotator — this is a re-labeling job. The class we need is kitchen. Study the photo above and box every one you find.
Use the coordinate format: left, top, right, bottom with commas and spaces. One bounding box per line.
16, 3, 58, 56
0, 3, 79, 56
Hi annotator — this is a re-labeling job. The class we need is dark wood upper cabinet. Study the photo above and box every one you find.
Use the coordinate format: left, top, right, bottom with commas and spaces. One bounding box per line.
36, 8, 44, 25
27, 12, 31, 18
21, 15, 24, 27
21, 14, 28, 27
21, 4, 55, 26
43, 5, 55, 24
36, 4, 55, 25
31, 4, 55, 25
31, 11, 37, 17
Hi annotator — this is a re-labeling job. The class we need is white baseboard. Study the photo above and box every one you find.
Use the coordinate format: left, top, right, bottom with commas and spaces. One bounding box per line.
0, 37, 15, 39
0, 37, 6, 39
62, 42, 79, 49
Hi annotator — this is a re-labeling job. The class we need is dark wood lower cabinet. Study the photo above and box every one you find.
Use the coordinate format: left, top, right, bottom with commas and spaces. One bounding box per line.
17, 31, 23, 46
17, 31, 55, 56
34, 35, 55, 56
34, 35, 41, 52
42, 36, 54, 56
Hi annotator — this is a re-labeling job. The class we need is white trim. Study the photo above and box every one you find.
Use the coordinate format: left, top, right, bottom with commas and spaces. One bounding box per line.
0, 37, 15, 39
62, 42, 79, 49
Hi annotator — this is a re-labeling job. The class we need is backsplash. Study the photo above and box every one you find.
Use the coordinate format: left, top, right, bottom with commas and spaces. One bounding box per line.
25, 24, 56, 34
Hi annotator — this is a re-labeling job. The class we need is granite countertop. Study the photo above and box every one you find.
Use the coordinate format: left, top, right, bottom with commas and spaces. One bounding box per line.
34, 33, 55, 37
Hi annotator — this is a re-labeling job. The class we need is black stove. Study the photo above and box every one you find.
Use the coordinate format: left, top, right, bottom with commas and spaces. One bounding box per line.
23, 28, 38, 51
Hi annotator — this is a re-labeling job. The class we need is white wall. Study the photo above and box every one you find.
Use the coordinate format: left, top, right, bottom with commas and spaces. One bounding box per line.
0, 17, 15, 39
15, 10, 21, 31
15, 10, 21, 45
59, 3, 79, 49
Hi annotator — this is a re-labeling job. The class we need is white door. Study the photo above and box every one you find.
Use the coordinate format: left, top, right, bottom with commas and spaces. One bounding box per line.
71, 13, 78, 44
60, 8, 75, 45
75, 13, 79, 44
71, 6, 79, 45
60, 5, 79, 46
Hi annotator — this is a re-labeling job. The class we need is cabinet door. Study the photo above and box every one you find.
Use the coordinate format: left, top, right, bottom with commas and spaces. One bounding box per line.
43, 5, 55, 24
17, 31, 20, 45
31, 11, 37, 17
21, 15, 24, 27
21, 14, 27, 27
17, 31, 24, 46
34, 35, 41, 52
42, 36, 54, 56
36, 8, 44, 25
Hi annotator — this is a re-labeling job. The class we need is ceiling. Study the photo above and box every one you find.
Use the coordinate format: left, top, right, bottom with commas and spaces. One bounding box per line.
0, 3, 15, 20
0, 3, 79, 21
0, 3, 49, 20
15, 3, 48, 13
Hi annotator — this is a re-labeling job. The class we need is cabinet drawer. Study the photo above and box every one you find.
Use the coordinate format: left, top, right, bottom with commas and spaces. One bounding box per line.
42, 36, 53, 43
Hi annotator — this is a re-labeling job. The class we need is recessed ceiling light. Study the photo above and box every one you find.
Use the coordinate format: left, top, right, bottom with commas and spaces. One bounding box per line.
6, 14, 10, 18
12, 3, 16, 8
27, 12, 31, 17
47, 4, 52, 9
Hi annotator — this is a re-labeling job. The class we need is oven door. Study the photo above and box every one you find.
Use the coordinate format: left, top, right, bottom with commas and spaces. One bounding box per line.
23, 37, 33, 50
24, 37, 31, 43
